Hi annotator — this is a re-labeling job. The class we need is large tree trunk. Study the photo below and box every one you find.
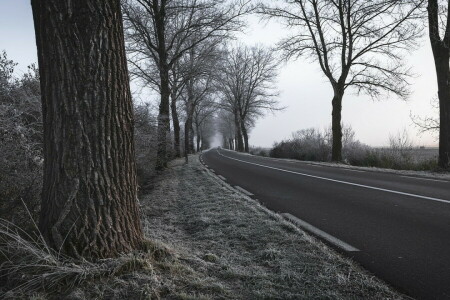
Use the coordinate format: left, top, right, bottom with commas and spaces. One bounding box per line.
171, 93, 181, 158
240, 121, 249, 153
331, 89, 344, 162
32, 0, 143, 259
429, 0, 450, 169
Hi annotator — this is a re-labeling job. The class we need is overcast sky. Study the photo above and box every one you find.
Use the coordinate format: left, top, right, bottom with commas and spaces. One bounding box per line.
0, 1, 439, 148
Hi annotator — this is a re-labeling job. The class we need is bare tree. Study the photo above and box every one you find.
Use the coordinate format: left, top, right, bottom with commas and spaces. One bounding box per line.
217, 45, 281, 152
260, 0, 423, 161
193, 95, 217, 151
123, 0, 248, 169
218, 110, 236, 149
428, 0, 450, 168
32, 0, 143, 258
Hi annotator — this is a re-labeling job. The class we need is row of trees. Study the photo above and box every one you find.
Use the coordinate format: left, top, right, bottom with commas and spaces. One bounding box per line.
122, 0, 250, 167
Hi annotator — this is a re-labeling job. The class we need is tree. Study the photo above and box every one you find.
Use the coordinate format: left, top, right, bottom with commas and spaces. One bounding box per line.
260, 0, 423, 161
428, 0, 450, 168
123, 0, 248, 169
217, 45, 280, 152
31, 0, 143, 258
193, 94, 217, 151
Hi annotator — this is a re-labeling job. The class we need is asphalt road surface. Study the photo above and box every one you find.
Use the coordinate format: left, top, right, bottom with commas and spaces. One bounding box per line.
201, 148, 450, 299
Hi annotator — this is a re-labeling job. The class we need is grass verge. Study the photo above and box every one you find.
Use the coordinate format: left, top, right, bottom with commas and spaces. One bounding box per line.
1, 154, 405, 299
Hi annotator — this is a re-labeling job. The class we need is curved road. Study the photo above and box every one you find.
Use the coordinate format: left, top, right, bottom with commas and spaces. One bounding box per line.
201, 148, 450, 299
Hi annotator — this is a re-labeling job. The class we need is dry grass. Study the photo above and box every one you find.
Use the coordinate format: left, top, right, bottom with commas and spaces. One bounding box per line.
0, 154, 405, 299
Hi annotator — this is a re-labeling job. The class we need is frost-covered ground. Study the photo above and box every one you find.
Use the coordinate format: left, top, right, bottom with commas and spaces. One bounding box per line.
140, 155, 404, 299
2, 155, 405, 299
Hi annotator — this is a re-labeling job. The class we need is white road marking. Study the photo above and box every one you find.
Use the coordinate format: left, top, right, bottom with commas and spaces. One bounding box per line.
217, 150, 450, 205
399, 175, 448, 183
234, 185, 254, 196
307, 164, 322, 167
345, 169, 366, 173
218, 175, 226, 181
282, 213, 360, 252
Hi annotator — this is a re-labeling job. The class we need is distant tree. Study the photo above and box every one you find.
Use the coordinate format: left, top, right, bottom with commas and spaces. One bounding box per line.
428, 0, 450, 168
193, 95, 217, 151
218, 45, 280, 152
31, 0, 143, 258
218, 110, 236, 149
260, 0, 423, 161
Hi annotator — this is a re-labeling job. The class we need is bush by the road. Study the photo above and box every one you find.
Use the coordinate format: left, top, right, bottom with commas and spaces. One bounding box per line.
269, 126, 439, 171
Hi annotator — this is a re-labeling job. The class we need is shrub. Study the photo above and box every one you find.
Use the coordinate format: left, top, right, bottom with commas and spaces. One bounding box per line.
0, 52, 42, 230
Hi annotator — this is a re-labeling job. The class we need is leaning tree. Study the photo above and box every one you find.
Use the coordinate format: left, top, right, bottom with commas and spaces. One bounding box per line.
31, 0, 143, 258
260, 0, 423, 161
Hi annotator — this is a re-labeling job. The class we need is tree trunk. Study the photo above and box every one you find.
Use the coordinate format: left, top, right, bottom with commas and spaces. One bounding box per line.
331, 89, 344, 162
171, 93, 181, 158
428, 0, 450, 169
32, 0, 143, 259
196, 125, 201, 152
189, 124, 195, 153
234, 113, 244, 152
229, 138, 234, 150
155, 2, 170, 170
241, 121, 249, 153
184, 117, 192, 163
432, 51, 450, 168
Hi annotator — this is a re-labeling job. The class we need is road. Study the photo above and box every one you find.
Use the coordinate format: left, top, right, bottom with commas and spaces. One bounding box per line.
201, 148, 450, 300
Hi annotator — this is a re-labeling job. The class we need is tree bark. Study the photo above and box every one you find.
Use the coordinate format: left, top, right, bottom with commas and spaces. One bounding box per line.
184, 117, 192, 163
32, 0, 143, 258
234, 113, 244, 152
171, 92, 181, 158
428, 0, 450, 169
331, 89, 344, 162
433, 53, 450, 169
189, 124, 195, 153
240, 121, 249, 153
155, 1, 170, 171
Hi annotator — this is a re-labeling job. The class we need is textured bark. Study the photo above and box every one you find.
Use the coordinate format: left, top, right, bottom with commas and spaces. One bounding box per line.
171, 93, 181, 158
331, 89, 344, 162
428, 0, 450, 169
32, 0, 143, 258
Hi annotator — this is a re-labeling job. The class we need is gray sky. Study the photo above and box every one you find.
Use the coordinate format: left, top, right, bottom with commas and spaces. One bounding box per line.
0, 1, 439, 148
